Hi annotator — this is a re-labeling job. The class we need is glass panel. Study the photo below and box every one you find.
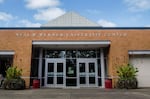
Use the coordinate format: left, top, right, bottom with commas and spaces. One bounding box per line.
104, 58, 108, 77
66, 50, 76, 58
0, 55, 13, 77
97, 49, 100, 58
45, 50, 65, 58
32, 48, 40, 58
57, 77, 63, 84
57, 63, 63, 72
77, 50, 96, 58
42, 79, 44, 86
48, 63, 54, 72
89, 63, 95, 73
42, 59, 45, 77
98, 78, 102, 86
42, 49, 46, 58
30, 59, 39, 78
44, 49, 102, 58
97, 59, 101, 77
103, 48, 108, 57
80, 77, 86, 84
89, 77, 95, 84
66, 78, 77, 86
47, 77, 53, 84
79, 63, 85, 72
66, 59, 77, 86
42, 59, 45, 86
59, 51, 65, 58
66, 59, 76, 77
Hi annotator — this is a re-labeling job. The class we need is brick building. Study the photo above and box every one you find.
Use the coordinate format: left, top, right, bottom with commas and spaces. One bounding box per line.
0, 12, 150, 88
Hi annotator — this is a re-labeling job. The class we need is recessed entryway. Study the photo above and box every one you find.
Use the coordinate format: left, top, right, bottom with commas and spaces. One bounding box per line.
0, 52, 14, 77
31, 41, 109, 88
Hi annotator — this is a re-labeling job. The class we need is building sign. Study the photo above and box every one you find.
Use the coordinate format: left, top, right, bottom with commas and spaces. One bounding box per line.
16, 32, 127, 37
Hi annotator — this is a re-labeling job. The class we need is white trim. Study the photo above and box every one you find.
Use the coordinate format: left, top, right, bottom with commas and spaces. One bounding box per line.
32, 41, 110, 45
0, 51, 15, 55
128, 50, 150, 55
77, 59, 98, 87
100, 48, 105, 88
45, 59, 66, 88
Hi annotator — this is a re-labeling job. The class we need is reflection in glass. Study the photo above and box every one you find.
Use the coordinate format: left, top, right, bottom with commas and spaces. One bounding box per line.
31, 47, 108, 87
66, 50, 76, 58
47, 77, 53, 84
57, 63, 63, 72
98, 78, 102, 86
45, 50, 65, 58
89, 63, 95, 73
42, 59, 45, 86
66, 59, 76, 77
89, 77, 95, 84
79, 63, 85, 72
44, 49, 103, 58
104, 58, 107, 77
97, 49, 100, 58
77, 50, 96, 58
32, 48, 40, 58
31, 59, 39, 77
66, 79, 77, 86
97, 59, 101, 77
48, 63, 54, 72
80, 77, 86, 84
57, 77, 63, 84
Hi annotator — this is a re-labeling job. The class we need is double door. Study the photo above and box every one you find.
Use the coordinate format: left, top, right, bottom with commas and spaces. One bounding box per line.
45, 58, 98, 88
45, 59, 66, 88
77, 59, 98, 87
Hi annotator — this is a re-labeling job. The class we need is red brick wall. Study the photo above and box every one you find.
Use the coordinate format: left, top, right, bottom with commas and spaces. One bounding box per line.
0, 29, 150, 87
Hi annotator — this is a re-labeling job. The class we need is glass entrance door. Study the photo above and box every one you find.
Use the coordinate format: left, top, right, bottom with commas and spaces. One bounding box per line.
45, 59, 66, 88
77, 59, 98, 87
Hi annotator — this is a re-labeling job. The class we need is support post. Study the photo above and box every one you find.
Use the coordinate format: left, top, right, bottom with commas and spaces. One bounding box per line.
38, 48, 43, 87
100, 48, 105, 88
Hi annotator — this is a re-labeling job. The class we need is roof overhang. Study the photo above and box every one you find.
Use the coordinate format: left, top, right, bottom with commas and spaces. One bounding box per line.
32, 40, 110, 49
128, 50, 150, 55
0, 51, 15, 55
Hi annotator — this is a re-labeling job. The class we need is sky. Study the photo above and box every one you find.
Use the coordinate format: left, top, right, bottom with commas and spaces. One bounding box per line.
0, 0, 150, 27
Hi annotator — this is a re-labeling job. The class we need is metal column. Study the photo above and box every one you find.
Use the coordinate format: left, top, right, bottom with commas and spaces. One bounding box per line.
38, 48, 43, 87
100, 48, 105, 88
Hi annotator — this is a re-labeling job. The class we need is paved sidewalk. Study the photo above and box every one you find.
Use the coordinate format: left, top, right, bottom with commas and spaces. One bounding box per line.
0, 88, 150, 99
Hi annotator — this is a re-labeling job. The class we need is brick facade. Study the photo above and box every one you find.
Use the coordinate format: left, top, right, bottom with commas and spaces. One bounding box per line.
0, 28, 150, 88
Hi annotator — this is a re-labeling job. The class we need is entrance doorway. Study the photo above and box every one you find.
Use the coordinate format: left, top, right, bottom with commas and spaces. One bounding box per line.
45, 59, 66, 88
32, 48, 108, 88
77, 59, 98, 87
45, 58, 98, 88
0, 56, 13, 77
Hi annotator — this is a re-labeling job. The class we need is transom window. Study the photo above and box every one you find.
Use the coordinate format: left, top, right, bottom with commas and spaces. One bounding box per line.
44, 49, 100, 58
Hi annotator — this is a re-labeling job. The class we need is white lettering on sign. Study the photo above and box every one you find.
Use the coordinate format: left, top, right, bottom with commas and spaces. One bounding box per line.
16, 32, 127, 37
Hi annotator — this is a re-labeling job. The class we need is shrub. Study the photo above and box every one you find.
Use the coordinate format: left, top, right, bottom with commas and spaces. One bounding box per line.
6, 67, 22, 80
2, 66, 25, 90
116, 64, 138, 89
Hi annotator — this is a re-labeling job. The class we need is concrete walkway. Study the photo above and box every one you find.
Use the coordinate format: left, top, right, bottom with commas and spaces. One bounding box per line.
0, 88, 150, 99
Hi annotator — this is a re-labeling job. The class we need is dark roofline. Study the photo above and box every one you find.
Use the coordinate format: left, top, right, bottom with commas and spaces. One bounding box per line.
0, 27, 150, 30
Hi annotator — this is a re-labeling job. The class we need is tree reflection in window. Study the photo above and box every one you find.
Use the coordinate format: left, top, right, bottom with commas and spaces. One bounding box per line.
45, 50, 65, 58
66, 50, 76, 58
77, 50, 96, 58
